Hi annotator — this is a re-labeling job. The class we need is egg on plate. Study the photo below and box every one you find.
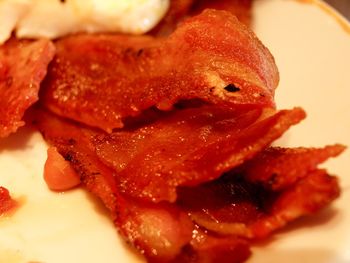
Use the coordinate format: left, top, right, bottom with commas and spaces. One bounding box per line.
0, 0, 169, 43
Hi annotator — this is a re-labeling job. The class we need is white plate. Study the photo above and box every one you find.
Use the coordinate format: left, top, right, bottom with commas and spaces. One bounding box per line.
0, 0, 349, 262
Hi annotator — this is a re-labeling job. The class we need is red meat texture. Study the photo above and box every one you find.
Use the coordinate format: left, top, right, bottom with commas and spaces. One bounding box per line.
40, 9, 278, 132
0, 38, 55, 137
0, 6, 340, 263
31, 102, 343, 263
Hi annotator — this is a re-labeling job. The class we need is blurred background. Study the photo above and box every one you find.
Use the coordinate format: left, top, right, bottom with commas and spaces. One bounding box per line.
324, 0, 350, 19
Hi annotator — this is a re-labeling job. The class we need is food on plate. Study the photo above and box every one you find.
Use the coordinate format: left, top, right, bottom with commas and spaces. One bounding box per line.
0, 38, 55, 137
32, 105, 305, 202
40, 9, 277, 132
30, 104, 343, 262
0, 0, 170, 43
0, 1, 346, 263
91, 107, 305, 203
0, 186, 17, 216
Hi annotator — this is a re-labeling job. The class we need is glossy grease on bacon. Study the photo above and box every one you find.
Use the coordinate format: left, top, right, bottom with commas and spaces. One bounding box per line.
178, 149, 341, 239
93, 106, 305, 203
31, 107, 242, 262
12, 4, 343, 263
41, 9, 278, 132
31, 106, 341, 263
240, 145, 345, 191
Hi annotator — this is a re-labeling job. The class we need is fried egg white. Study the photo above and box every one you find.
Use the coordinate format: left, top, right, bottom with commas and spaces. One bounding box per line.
0, 0, 169, 43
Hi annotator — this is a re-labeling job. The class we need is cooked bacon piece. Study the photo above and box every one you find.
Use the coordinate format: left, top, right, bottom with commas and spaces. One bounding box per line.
29, 107, 119, 211
0, 186, 17, 216
44, 146, 81, 191
41, 9, 279, 132
31, 108, 196, 262
31, 107, 341, 262
178, 169, 340, 239
28, 108, 200, 261
240, 145, 346, 190
119, 200, 251, 263
93, 106, 305, 203
177, 175, 264, 238
250, 169, 340, 239
0, 39, 55, 138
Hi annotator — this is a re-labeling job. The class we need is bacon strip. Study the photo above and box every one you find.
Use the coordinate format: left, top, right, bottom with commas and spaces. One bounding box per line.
93, 106, 305, 203
0, 39, 55, 138
41, 9, 278, 132
29, 107, 118, 211
31, 107, 253, 262
31, 107, 341, 262
30, 107, 196, 262
250, 169, 340, 239
240, 145, 345, 190
178, 151, 340, 239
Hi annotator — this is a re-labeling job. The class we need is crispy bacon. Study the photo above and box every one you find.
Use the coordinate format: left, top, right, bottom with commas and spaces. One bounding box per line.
29, 107, 119, 211
0, 39, 55, 138
240, 145, 345, 190
31, 106, 341, 262
93, 106, 305, 203
178, 169, 340, 239
41, 9, 278, 132
0, 2, 343, 262
30, 107, 195, 262
31, 107, 253, 262
0, 186, 17, 216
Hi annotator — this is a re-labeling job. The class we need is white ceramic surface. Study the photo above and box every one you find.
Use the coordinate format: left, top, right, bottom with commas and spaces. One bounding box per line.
0, 0, 349, 262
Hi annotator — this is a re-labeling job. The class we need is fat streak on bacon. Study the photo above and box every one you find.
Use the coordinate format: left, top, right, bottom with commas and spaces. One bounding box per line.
40, 9, 278, 133
92, 106, 305, 203
31, 104, 341, 262
178, 150, 342, 239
